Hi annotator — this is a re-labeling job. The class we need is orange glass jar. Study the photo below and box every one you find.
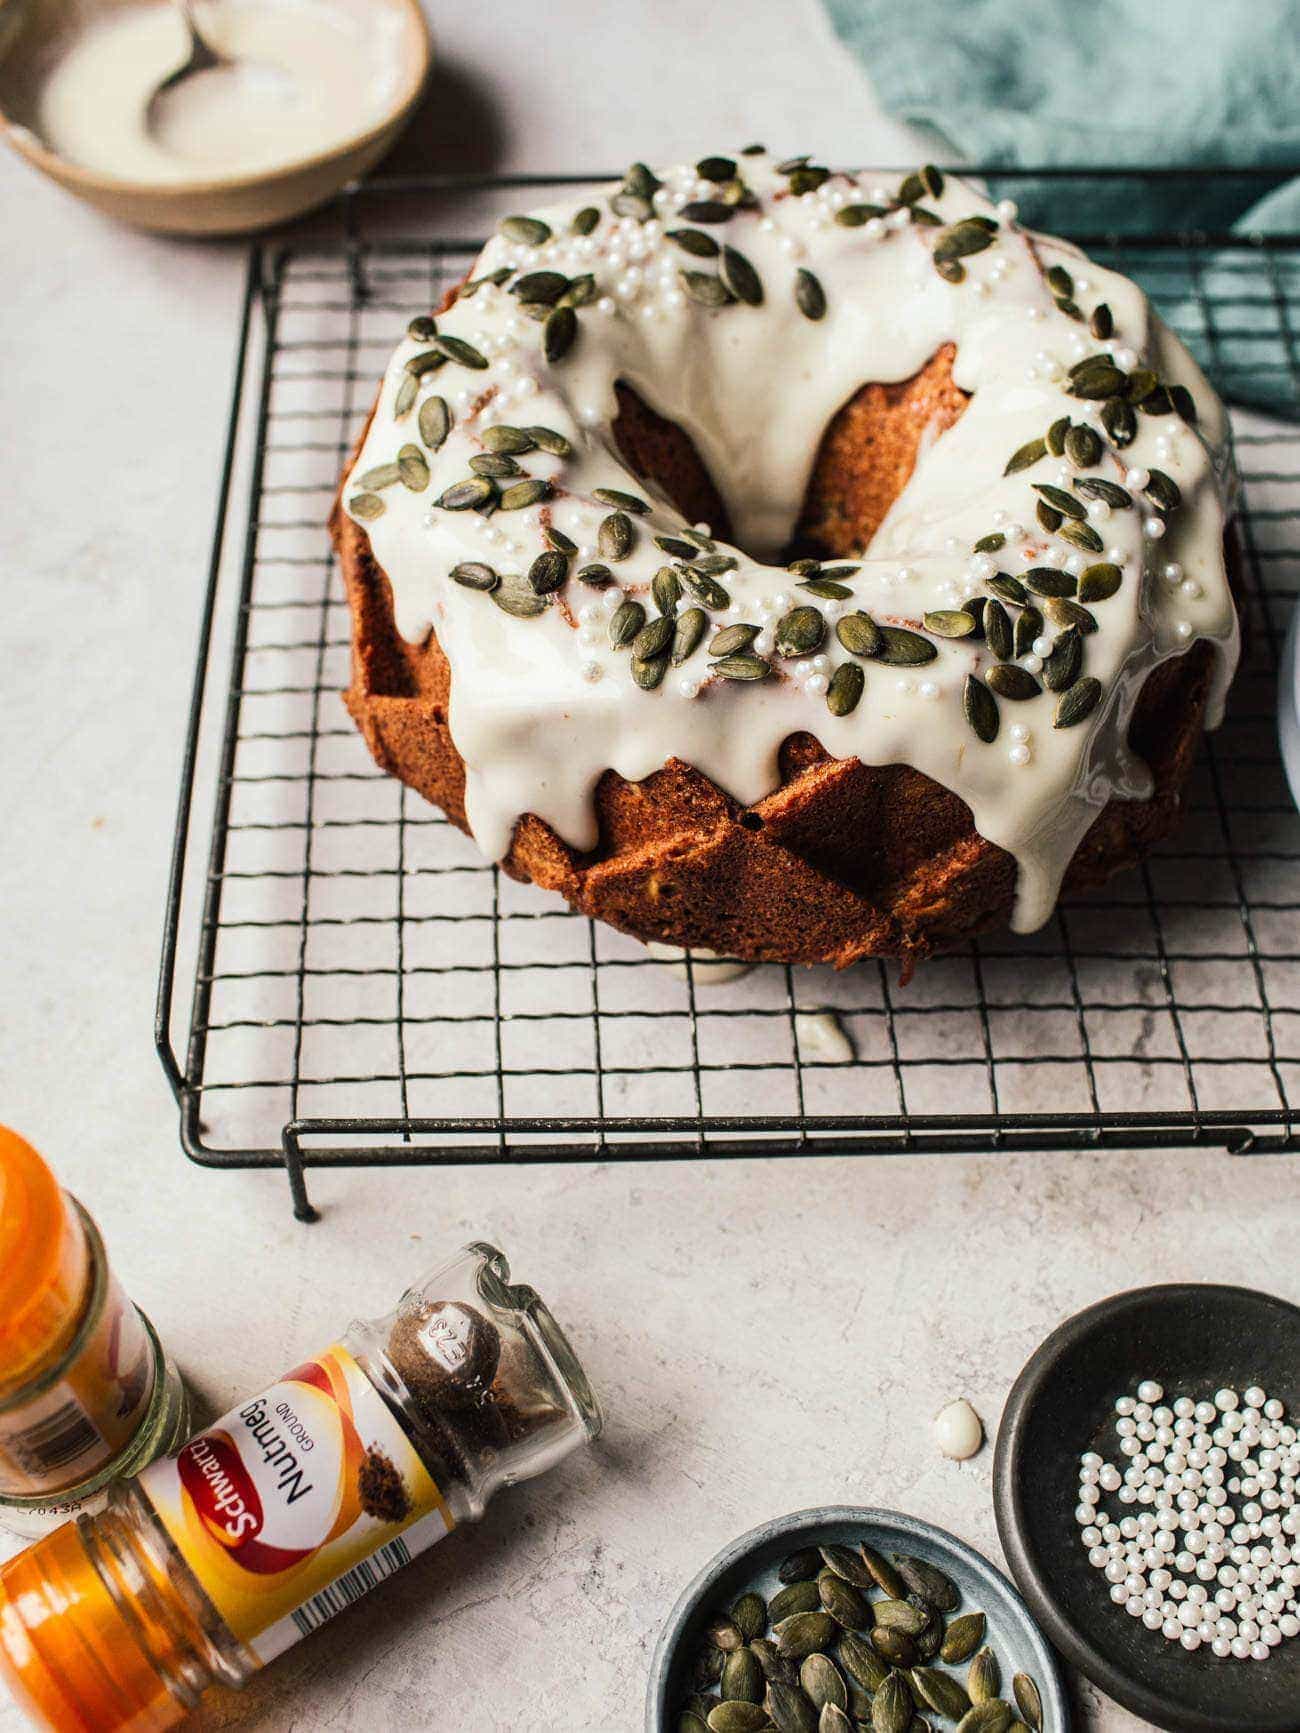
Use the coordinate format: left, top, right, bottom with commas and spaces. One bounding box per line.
0, 1128, 188, 1536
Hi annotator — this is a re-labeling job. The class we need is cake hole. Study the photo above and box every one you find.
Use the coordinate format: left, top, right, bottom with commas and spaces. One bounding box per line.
739, 812, 764, 831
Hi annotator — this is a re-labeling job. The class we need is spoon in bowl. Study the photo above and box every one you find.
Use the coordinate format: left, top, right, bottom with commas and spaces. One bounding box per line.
144, 1, 295, 145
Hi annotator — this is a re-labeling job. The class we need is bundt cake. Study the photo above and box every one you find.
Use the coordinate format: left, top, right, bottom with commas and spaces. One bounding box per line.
330, 153, 1239, 971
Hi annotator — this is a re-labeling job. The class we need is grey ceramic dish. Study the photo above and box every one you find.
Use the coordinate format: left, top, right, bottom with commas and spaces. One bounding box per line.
646, 1503, 1070, 1730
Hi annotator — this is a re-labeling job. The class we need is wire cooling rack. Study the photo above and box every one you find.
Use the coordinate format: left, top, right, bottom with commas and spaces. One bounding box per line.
157, 171, 1300, 1218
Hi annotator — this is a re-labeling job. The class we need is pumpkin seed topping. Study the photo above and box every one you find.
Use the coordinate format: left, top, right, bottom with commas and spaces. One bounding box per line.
610, 599, 645, 647
1013, 605, 1044, 659
1063, 423, 1102, 469
359, 461, 402, 490
795, 269, 827, 321
528, 550, 569, 595
1102, 398, 1138, 447
836, 612, 884, 658
1073, 476, 1132, 509
598, 511, 635, 560
432, 333, 489, 370
680, 200, 734, 224
1077, 562, 1122, 603
594, 488, 649, 514
878, 627, 937, 666
577, 562, 613, 587
680, 270, 734, 308
1024, 567, 1076, 598
438, 477, 495, 511
1045, 596, 1097, 634
1090, 302, 1114, 339
470, 452, 521, 478
633, 615, 675, 661
1058, 518, 1104, 553
1042, 625, 1082, 691
826, 662, 865, 716
1032, 483, 1085, 520
544, 305, 578, 361
1054, 675, 1102, 728
570, 205, 599, 236
418, 396, 452, 451
720, 245, 764, 306
653, 567, 682, 614
973, 532, 1006, 554
984, 599, 1012, 661
775, 606, 826, 657
711, 653, 772, 682
406, 314, 437, 341
510, 270, 568, 305
986, 572, 1028, 606
1004, 437, 1046, 477
499, 215, 551, 246
1145, 468, 1182, 511
349, 491, 384, 520
657, 535, 703, 560
450, 561, 498, 592
987, 663, 1041, 700
835, 202, 887, 226
711, 623, 760, 656
672, 608, 708, 664
405, 348, 446, 378
801, 578, 853, 600
963, 674, 998, 743
667, 228, 721, 258
499, 478, 552, 511
544, 525, 577, 556
925, 608, 977, 638
394, 373, 418, 418
397, 444, 430, 490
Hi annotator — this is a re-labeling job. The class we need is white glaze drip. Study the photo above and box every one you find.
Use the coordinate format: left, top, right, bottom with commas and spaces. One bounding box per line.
344, 159, 1239, 934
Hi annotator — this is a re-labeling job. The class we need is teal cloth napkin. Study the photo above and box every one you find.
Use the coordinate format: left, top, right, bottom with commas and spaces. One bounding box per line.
824, 0, 1300, 407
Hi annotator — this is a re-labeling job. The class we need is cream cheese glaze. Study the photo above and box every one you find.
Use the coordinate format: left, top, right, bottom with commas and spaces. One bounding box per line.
343, 156, 1239, 933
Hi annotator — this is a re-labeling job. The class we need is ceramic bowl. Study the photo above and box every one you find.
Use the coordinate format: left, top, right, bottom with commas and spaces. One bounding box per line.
646, 1503, 1070, 1730
994, 1282, 1300, 1733
0, 0, 430, 234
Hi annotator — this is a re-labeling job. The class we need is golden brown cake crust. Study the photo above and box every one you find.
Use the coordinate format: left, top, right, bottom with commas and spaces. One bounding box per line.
330, 332, 1223, 973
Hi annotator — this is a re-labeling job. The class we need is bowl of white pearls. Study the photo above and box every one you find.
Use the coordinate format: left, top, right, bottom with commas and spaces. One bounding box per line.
993, 1282, 1300, 1733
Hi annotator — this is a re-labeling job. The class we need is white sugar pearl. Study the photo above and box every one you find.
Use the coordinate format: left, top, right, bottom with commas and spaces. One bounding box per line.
1009, 744, 1031, 766
1143, 516, 1166, 540
996, 198, 1019, 222
1114, 346, 1139, 372
1217, 1390, 1240, 1411
1138, 1382, 1164, 1404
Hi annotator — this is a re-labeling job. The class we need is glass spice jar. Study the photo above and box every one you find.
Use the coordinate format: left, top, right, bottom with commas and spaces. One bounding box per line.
0, 1127, 189, 1538
0, 1241, 602, 1731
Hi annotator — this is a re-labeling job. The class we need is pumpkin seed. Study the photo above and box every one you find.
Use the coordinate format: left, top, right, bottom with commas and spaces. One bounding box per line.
692, 553, 738, 576
610, 599, 645, 648
776, 606, 826, 657
973, 532, 1006, 553
912, 1665, 972, 1719
1046, 264, 1073, 298
540, 528, 574, 559
1078, 562, 1122, 603
1073, 476, 1131, 509
719, 245, 763, 306
770, 1581, 822, 1621
481, 424, 530, 455
776, 1610, 837, 1661
1064, 424, 1102, 469
624, 160, 661, 197
878, 627, 937, 666
592, 488, 647, 516
680, 270, 733, 308
873, 1601, 929, 1636
986, 572, 1028, 607
939, 1613, 986, 1667
559, 273, 597, 309
544, 305, 578, 362
871, 1629, 917, 1668
599, 512, 635, 560
787, 166, 828, 194
1145, 468, 1182, 511
986, 664, 1041, 700
694, 1646, 726, 1688
826, 662, 864, 717
1011, 1674, 1042, 1731
490, 576, 548, 618
721, 1646, 765, 1704
708, 1616, 747, 1653
682, 568, 731, 610
802, 578, 853, 600
1069, 358, 1128, 400
359, 461, 402, 490
406, 314, 437, 341
438, 477, 495, 511
1045, 416, 1070, 457
1024, 567, 1076, 598
405, 348, 446, 378
394, 372, 418, 417
1055, 676, 1102, 727
418, 395, 452, 451
766, 1679, 820, 1733
871, 1672, 913, 1733
653, 567, 682, 614
982, 599, 1012, 661
499, 478, 551, 510
935, 258, 966, 285
967, 1649, 1000, 1704
527, 550, 568, 595
1041, 626, 1081, 692
510, 269, 568, 305
835, 203, 887, 226
1090, 302, 1114, 339
752, 1637, 798, 1685
349, 491, 385, 520
1124, 366, 1158, 403
796, 269, 827, 320
894, 1558, 958, 1614
819, 1571, 871, 1628
710, 623, 760, 656
499, 215, 551, 246
680, 198, 735, 223
924, 608, 977, 638
679, 1711, 708, 1733
819, 1708, 853, 1733
570, 205, 600, 236
707, 1703, 769, 1733
576, 562, 613, 587
672, 607, 708, 664
1037, 501, 1062, 534
658, 535, 703, 560
470, 452, 522, 478
712, 653, 772, 682
837, 1630, 890, 1693
934, 221, 996, 265
802, 1653, 848, 1712
1170, 382, 1198, 424
1045, 595, 1097, 633
1101, 398, 1138, 447
858, 1547, 907, 1600
431, 334, 488, 371
1058, 518, 1104, 553
450, 561, 498, 592
668, 228, 721, 259
1031, 483, 1084, 520
633, 615, 675, 660
1003, 438, 1046, 477
1013, 605, 1043, 659
955, 1708, 1013, 1733
834, 612, 881, 658
524, 424, 574, 457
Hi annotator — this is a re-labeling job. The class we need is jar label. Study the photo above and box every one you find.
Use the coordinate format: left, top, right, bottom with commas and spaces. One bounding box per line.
137, 1343, 452, 1663
0, 1271, 154, 1499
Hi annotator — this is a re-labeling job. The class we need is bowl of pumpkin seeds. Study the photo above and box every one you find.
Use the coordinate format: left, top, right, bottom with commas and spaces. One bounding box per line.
646, 1506, 1068, 1733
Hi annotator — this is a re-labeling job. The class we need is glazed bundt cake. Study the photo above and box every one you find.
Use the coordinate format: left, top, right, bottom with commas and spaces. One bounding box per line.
331, 154, 1239, 971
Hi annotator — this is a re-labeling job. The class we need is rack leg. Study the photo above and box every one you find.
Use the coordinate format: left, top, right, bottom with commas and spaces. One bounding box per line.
281, 1131, 320, 1223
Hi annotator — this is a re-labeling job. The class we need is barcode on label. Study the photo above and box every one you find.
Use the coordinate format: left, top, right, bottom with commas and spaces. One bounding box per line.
10, 1401, 103, 1477
289, 1536, 414, 1638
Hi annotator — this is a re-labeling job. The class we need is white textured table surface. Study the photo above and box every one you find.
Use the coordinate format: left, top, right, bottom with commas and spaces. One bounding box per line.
1, 5, 1296, 1730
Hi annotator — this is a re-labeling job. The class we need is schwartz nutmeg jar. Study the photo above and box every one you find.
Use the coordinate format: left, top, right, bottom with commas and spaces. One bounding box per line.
0, 1242, 601, 1730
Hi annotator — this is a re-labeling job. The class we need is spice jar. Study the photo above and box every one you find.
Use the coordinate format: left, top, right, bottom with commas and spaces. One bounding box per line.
0, 1127, 189, 1537
0, 1241, 602, 1731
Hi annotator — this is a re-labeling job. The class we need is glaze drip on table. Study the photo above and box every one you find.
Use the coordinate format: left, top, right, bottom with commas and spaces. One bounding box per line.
344, 157, 1238, 932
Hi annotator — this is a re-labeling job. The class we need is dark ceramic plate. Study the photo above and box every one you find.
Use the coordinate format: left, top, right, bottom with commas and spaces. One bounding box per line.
995, 1283, 1300, 1733
646, 1504, 1070, 1730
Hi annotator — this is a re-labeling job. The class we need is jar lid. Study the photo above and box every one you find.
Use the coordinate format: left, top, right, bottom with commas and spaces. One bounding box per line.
0, 1127, 89, 1392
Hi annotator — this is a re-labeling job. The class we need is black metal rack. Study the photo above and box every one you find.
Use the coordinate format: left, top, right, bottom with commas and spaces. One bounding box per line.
156, 170, 1300, 1219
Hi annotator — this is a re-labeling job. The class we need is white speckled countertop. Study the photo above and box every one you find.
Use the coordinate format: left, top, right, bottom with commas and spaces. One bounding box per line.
1, 4, 1296, 1729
